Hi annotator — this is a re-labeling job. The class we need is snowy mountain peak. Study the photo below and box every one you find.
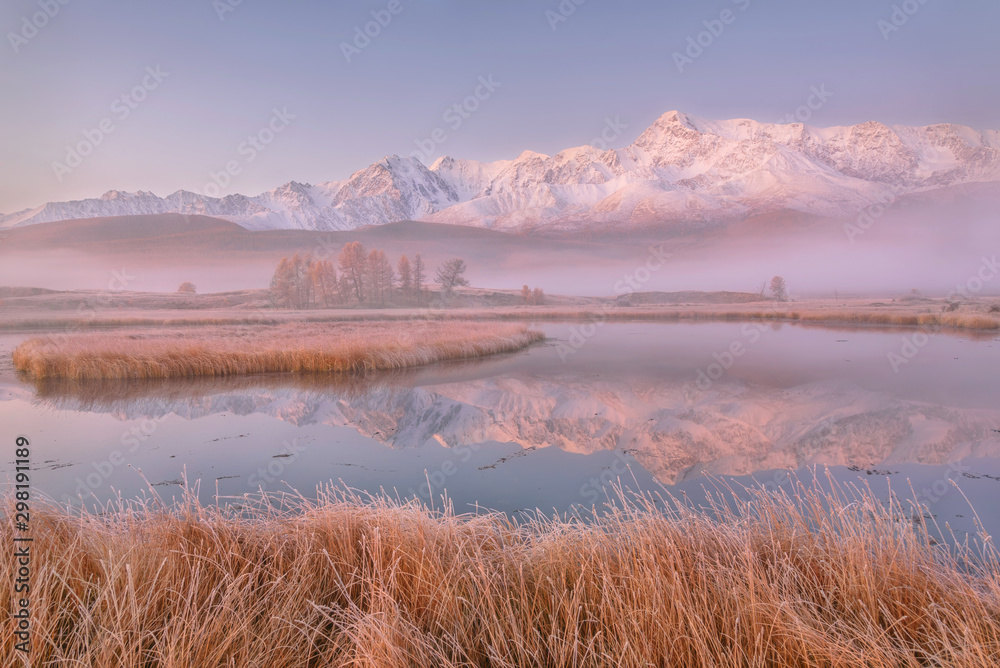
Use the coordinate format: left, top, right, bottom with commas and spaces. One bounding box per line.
3, 112, 999, 233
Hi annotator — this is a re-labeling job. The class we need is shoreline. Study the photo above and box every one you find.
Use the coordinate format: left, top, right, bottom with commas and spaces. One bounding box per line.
2, 300, 998, 334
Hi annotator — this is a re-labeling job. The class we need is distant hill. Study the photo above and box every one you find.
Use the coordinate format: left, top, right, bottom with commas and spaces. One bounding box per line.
616, 291, 765, 305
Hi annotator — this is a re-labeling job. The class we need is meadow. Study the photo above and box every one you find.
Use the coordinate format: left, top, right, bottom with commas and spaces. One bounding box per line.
3, 296, 998, 334
2, 482, 998, 666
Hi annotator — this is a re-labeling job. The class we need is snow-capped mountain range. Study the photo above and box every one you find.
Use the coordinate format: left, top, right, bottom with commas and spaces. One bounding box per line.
4, 111, 999, 233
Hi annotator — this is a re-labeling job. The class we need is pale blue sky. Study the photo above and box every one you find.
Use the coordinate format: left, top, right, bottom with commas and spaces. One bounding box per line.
1, 0, 997, 214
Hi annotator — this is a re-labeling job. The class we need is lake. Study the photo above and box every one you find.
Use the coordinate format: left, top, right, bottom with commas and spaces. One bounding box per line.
2, 321, 999, 531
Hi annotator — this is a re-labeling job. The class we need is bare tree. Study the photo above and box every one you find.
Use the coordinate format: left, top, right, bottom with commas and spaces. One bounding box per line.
177, 282, 197, 294
366, 249, 395, 305
270, 257, 295, 307
532, 287, 545, 305
291, 254, 313, 308
311, 259, 340, 307
769, 276, 788, 302
412, 254, 426, 306
521, 285, 531, 303
436, 258, 470, 294
397, 255, 412, 301
339, 241, 368, 303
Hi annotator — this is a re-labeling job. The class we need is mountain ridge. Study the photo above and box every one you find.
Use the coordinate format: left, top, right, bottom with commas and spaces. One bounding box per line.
4, 111, 999, 233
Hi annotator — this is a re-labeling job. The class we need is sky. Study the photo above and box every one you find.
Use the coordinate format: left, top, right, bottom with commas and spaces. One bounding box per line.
1, 0, 998, 214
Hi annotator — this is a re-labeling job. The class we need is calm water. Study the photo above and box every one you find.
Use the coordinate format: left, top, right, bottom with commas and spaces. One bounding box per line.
2, 322, 999, 520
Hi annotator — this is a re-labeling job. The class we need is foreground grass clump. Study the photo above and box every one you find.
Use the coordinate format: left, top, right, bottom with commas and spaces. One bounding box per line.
12, 321, 544, 380
2, 485, 998, 666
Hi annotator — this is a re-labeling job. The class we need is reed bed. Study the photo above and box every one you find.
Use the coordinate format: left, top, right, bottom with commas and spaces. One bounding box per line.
12, 321, 545, 380
2, 482, 998, 667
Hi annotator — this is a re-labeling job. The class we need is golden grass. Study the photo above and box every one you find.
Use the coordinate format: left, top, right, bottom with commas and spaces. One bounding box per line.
12, 321, 545, 380
3, 482, 999, 666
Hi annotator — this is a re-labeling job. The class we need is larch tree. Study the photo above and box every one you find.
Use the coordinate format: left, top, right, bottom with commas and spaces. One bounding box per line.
366, 249, 395, 305
397, 255, 413, 301
435, 258, 470, 294
339, 241, 368, 303
311, 259, 339, 307
769, 276, 788, 302
270, 257, 296, 308
291, 254, 314, 308
412, 254, 426, 306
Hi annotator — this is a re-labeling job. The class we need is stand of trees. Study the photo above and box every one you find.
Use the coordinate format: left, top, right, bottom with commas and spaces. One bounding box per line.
769, 276, 788, 302
268, 244, 456, 309
521, 285, 545, 305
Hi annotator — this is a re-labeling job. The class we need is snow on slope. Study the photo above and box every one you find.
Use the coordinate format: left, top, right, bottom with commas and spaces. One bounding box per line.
3, 111, 999, 232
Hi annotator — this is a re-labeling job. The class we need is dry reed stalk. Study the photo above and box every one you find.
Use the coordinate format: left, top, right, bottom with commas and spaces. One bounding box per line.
13, 321, 545, 380
2, 482, 998, 666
